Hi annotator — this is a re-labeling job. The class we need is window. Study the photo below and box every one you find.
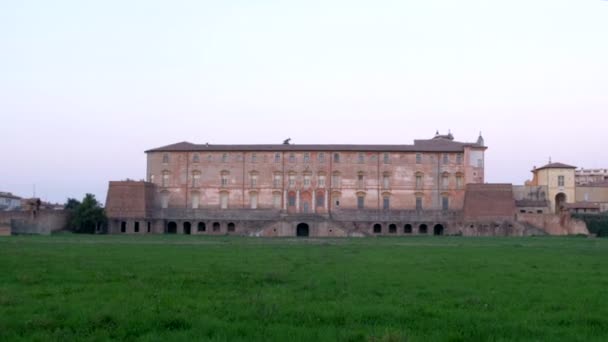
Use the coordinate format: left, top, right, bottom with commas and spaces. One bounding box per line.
373, 224, 382, 234
416, 197, 423, 210
382, 174, 390, 189
198, 222, 206, 232
288, 192, 296, 207
304, 153, 310, 163
358, 153, 365, 164
192, 171, 201, 187
161, 192, 169, 209
442, 196, 449, 211
558, 176, 565, 187
383, 197, 390, 210
134, 222, 139, 233
273, 193, 282, 209
289, 153, 296, 163
443, 153, 449, 165
273, 174, 282, 188
274, 153, 281, 163
383, 153, 390, 164
416, 153, 422, 164
332, 172, 341, 187
228, 222, 236, 232
251, 153, 257, 163
334, 194, 341, 207
456, 153, 463, 165
162, 154, 169, 164
318, 175, 326, 188
192, 192, 200, 209
416, 173, 423, 189
192, 153, 200, 163
442, 173, 449, 189
358, 173, 364, 188
250, 174, 258, 187
213, 222, 221, 232
357, 195, 365, 209
121, 221, 127, 233
289, 174, 296, 188
318, 153, 325, 163
456, 174, 464, 189
220, 192, 228, 209
222, 153, 228, 163
250, 192, 258, 209
317, 192, 325, 207
162, 171, 170, 187
304, 175, 311, 187
147, 222, 151, 233
333, 153, 340, 163
221, 172, 229, 187
150, 174, 155, 183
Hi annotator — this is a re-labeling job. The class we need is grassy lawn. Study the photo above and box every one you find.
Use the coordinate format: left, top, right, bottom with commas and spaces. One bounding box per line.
1, 235, 607, 341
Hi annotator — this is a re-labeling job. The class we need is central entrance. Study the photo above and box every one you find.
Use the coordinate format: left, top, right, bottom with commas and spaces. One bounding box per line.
296, 223, 310, 237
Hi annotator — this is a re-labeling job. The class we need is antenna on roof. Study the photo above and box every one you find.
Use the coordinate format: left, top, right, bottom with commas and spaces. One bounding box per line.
549, 156, 552, 164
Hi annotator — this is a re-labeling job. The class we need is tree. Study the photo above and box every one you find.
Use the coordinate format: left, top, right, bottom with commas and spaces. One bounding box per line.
66, 194, 106, 234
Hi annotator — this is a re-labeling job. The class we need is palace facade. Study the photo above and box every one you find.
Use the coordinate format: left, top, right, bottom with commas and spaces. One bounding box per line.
105, 133, 587, 237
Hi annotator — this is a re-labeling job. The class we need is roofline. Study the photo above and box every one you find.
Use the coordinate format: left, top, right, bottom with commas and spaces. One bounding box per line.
145, 144, 487, 154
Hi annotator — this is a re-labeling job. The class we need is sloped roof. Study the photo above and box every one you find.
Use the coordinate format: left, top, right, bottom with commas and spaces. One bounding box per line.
535, 162, 577, 171
145, 137, 486, 153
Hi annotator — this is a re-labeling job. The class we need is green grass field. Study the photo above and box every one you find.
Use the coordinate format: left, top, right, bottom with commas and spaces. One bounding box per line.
1, 235, 607, 341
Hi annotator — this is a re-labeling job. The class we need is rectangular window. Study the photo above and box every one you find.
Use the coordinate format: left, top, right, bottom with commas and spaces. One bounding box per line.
221, 176, 228, 186
274, 153, 281, 163
358, 153, 365, 164
416, 197, 423, 210
358, 174, 364, 187
288, 194, 296, 206
220, 193, 228, 209
383, 153, 390, 164
443, 154, 449, 165
222, 153, 228, 163
304, 153, 310, 163
289, 175, 295, 187
289, 153, 296, 163
332, 174, 340, 187
558, 176, 565, 187
251, 153, 257, 163
317, 193, 325, 207
383, 197, 390, 210
416, 175, 423, 189
250, 193, 258, 209
383, 176, 390, 189
273, 193, 281, 209
273, 175, 281, 188
456, 175, 463, 189
192, 193, 200, 209
318, 153, 325, 163
319, 176, 326, 187
304, 176, 311, 187
442, 175, 449, 189
357, 196, 365, 209
334, 153, 340, 163
416, 153, 422, 164
456, 153, 463, 165
250, 175, 257, 187
442, 196, 449, 211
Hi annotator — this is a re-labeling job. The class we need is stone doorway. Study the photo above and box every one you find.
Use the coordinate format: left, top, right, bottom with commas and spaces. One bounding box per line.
167, 221, 177, 234
296, 223, 310, 237
555, 193, 567, 213
433, 224, 444, 236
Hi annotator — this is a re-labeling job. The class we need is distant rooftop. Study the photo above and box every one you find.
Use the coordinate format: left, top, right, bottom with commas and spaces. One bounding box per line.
534, 162, 577, 172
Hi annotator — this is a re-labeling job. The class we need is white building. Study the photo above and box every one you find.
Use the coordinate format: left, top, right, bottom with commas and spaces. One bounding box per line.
0, 192, 22, 211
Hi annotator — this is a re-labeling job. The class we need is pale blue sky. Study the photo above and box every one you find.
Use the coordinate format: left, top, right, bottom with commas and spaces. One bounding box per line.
1, 0, 607, 204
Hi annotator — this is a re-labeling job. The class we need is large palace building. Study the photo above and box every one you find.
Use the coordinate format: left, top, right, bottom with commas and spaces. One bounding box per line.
105, 132, 586, 237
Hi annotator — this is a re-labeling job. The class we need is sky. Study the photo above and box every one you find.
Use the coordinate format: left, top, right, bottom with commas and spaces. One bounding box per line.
1, 0, 607, 204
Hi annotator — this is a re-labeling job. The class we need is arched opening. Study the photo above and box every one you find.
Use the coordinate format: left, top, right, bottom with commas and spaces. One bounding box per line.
197, 222, 206, 232
389, 224, 397, 234
212, 222, 221, 232
167, 221, 177, 234
433, 224, 444, 236
404, 224, 412, 234
297, 223, 310, 237
373, 224, 382, 234
120, 221, 127, 233
227, 222, 236, 232
183, 222, 191, 235
419, 224, 428, 234
555, 193, 567, 213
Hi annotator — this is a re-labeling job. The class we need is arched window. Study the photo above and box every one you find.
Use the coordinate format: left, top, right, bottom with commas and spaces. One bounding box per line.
212, 222, 221, 232
389, 224, 397, 234
197, 222, 206, 232
373, 224, 382, 234
227, 222, 236, 232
